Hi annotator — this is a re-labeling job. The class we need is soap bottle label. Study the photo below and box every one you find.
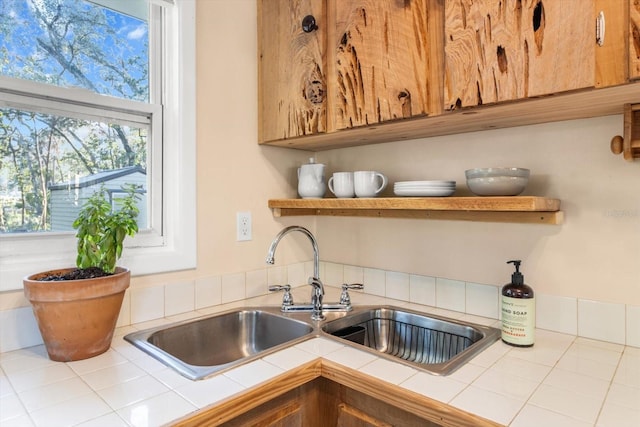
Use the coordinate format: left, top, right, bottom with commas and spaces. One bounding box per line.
501, 296, 535, 346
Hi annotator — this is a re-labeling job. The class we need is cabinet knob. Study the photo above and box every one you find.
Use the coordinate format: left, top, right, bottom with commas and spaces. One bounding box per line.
302, 15, 318, 33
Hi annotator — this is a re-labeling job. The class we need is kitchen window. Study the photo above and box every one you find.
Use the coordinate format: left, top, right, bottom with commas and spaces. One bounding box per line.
0, 0, 196, 290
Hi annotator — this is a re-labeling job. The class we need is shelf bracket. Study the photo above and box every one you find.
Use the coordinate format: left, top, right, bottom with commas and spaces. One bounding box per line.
610, 103, 640, 161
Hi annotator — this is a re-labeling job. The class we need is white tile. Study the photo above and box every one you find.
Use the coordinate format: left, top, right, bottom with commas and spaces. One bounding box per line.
29, 392, 112, 427
448, 362, 486, 384
266, 265, 287, 288
130, 353, 171, 375
18, 376, 94, 412
323, 262, 344, 285
472, 368, 539, 401
0, 307, 43, 354
409, 274, 436, 306
450, 385, 524, 426
194, 275, 221, 310
0, 347, 56, 376
468, 340, 510, 368
175, 374, 244, 408
613, 353, 640, 388
578, 299, 625, 345
96, 375, 169, 410
400, 372, 467, 403
465, 282, 499, 319
116, 391, 196, 427
626, 305, 640, 347
150, 368, 193, 390
165, 281, 195, 317
286, 262, 307, 287
511, 404, 592, 427
0, 370, 14, 398
435, 278, 465, 312
556, 350, 619, 381
5, 363, 76, 393
246, 268, 268, 299
363, 268, 386, 297
1, 413, 35, 427
490, 355, 551, 383
529, 383, 604, 423
223, 359, 284, 388
358, 359, 416, 385
343, 265, 364, 285
322, 346, 378, 370
76, 412, 128, 427
507, 329, 574, 366
604, 382, 640, 409
569, 338, 624, 363
385, 271, 409, 301
221, 272, 245, 304
0, 393, 28, 423
130, 285, 165, 323
262, 347, 318, 370
294, 338, 344, 356
116, 292, 131, 327
543, 367, 610, 401
67, 349, 128, 375
80, 361, 147, 391
536, 293, 577, 335
596, 401, 640, 427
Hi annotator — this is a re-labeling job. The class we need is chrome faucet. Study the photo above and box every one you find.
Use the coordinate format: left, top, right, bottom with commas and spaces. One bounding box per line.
266, 226, 325, 320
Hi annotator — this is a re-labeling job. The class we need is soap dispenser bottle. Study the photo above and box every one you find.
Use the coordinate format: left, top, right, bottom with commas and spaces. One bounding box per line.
501, 260, 535, 347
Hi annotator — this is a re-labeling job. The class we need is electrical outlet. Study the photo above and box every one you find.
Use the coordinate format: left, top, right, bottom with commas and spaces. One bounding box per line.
236, 211, 252, 241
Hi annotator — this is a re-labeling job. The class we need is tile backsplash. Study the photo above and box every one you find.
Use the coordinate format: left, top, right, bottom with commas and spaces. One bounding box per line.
1, 261, 638, 353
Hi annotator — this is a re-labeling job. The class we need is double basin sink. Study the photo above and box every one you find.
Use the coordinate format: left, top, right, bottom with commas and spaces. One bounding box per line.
125, 305, 500, 380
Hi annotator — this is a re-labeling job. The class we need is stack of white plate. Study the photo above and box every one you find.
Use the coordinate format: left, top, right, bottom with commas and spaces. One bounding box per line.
393, 180, 456, 197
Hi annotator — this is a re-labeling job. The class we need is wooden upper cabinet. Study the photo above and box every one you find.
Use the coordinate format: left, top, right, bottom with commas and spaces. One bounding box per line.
258, 0, 327, 143
258, 0, 444, 143
630, 0, 640, 79
444, 0, 596, 109
330, 0, 444, 131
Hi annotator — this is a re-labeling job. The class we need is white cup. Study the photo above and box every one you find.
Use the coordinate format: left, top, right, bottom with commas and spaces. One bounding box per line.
328, 172, 355, 198
354, 171, 388, 197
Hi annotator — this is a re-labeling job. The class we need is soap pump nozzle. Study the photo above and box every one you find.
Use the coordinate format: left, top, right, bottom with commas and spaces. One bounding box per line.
507, 260, 524, 285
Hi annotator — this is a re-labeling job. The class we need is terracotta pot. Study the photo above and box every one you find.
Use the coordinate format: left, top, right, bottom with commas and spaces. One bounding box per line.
23, 267, 130, 362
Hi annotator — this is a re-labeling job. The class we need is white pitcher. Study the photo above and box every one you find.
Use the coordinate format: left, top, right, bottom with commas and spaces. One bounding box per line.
297, 158, 326, 199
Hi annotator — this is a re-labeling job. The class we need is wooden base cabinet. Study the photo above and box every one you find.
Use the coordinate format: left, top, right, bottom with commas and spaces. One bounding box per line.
172, 361, 501, 427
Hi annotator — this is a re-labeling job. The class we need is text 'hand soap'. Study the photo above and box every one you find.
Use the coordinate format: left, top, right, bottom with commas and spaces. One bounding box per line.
501, 260, 535, 347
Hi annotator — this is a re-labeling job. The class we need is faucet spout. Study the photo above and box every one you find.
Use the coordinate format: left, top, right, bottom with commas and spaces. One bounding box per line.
265, 226, 320, 279
266, 226, 325, 320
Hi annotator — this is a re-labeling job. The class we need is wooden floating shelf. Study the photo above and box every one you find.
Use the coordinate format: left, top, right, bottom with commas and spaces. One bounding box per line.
268, 197, 563, 225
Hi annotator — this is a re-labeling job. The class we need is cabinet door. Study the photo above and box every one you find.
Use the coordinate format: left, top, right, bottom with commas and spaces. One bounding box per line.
631, 0, 640, 79
258, 0, 326, 143
331, 0, 443, 131
445, 0, 595, 109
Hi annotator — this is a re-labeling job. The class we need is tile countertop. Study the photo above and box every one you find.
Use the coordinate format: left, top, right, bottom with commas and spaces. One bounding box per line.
1, 287, 639, 427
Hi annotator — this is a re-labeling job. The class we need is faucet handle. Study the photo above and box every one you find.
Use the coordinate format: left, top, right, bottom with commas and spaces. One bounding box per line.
268, 284, 294, 307
340, 283, 364, 306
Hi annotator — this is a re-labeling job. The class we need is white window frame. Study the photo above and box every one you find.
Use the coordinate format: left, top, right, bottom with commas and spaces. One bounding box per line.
0, 0, 196, 291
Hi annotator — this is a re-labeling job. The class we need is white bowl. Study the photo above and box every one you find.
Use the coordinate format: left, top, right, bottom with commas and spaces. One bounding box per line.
465, 167, 530, 180
467, 176, 528, 196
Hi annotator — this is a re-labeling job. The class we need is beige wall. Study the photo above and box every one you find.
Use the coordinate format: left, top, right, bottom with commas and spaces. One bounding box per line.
1, 0, 638, 311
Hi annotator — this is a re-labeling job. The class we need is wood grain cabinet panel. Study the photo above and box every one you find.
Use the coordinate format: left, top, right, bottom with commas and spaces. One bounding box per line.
631, 0, 640, 79
444, 0, 595, 109
258, 0, 327, 142
331, 0, 443, 130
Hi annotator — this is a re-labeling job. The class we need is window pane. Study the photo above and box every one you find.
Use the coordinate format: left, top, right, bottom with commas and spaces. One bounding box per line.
0, 107, 148, 233
0, 0, 149, 101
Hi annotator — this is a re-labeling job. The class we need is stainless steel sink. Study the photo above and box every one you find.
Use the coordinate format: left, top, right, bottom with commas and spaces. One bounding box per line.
124, 308, 314, 380
321, 306, 500, 375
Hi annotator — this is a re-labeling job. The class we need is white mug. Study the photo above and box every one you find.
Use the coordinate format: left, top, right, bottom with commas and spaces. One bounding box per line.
328, 172, 355, 198
354, 171, 388, 197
